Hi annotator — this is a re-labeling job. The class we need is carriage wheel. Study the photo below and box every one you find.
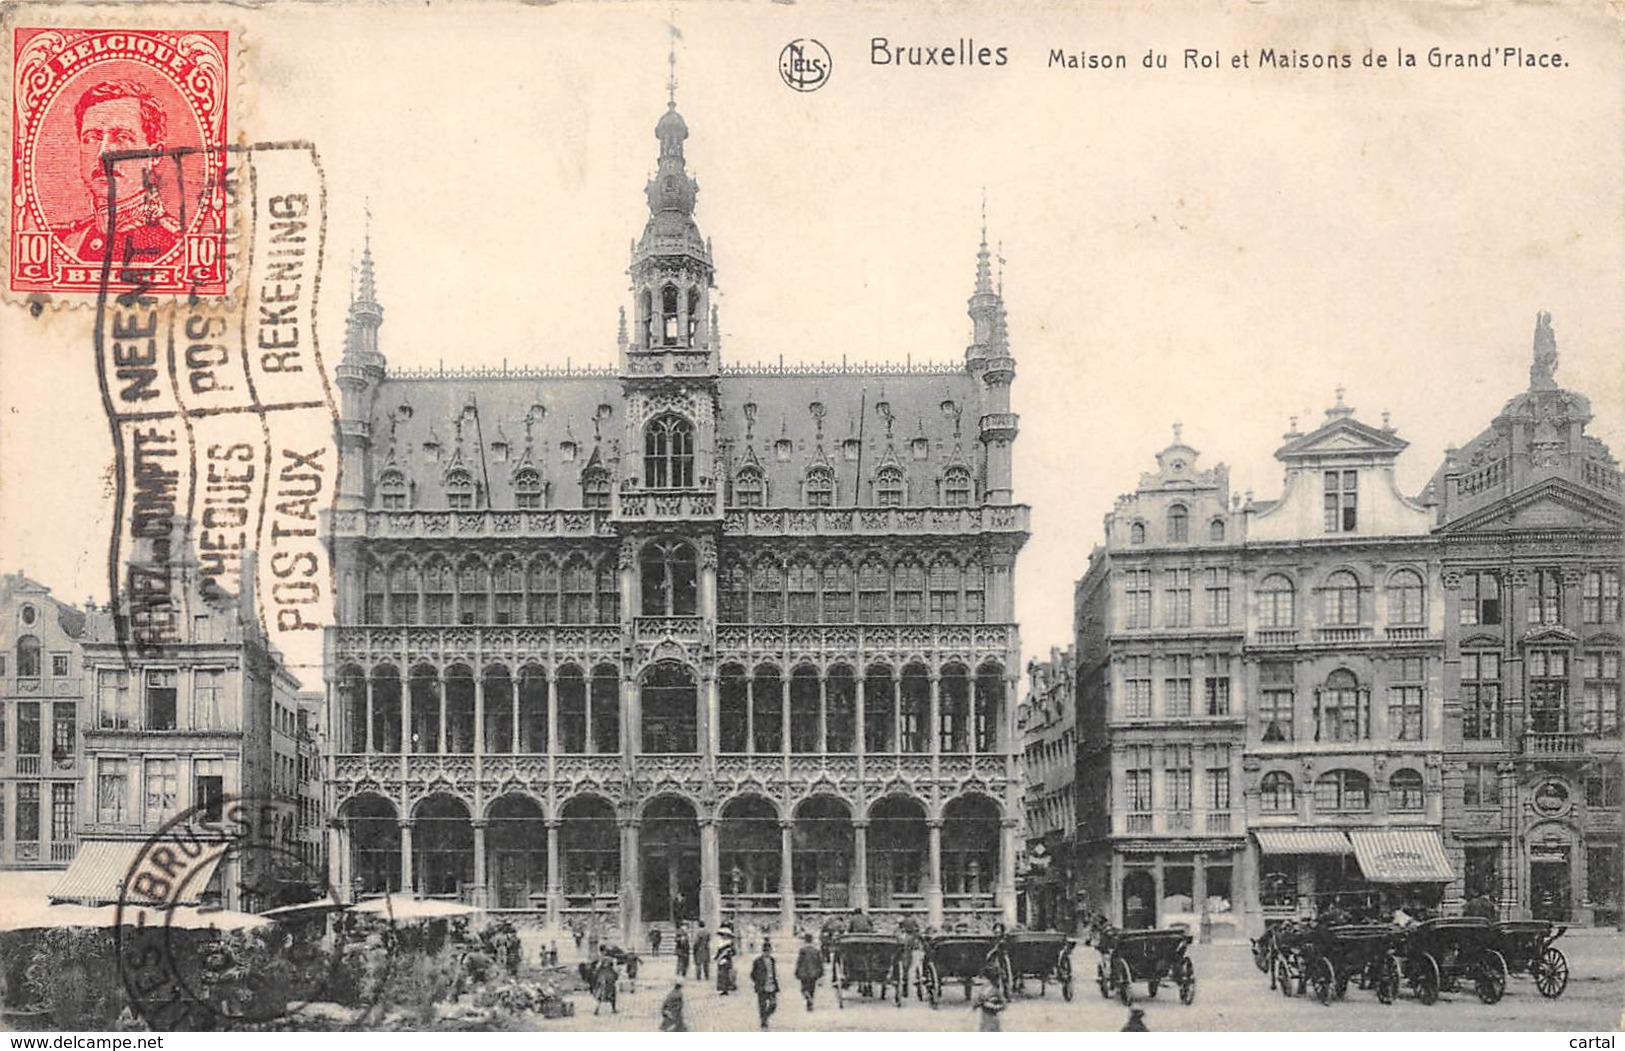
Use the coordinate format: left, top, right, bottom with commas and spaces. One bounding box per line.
1275, 958, 1295, 998
1178, 956, 1196, 1006
1413, 953, 1440, 1006
1059, 953, 1075, 1002
1096, 962, 1111, 999
1114, 956, 1134, 1006
1375, 954, 1400, 1005
1534, 947, 1569, 999
1474, 949, 1508, 1006
1311, 958, 1335, 1005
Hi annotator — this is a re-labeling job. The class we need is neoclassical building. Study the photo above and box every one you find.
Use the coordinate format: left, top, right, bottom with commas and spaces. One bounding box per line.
324, 95, 1029, 941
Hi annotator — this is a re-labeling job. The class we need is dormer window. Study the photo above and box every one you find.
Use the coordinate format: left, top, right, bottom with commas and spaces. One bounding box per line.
445, 468, 475, 510
1324, 470, 1358, 533
735, 468, 765, 508
1167, 504, 1189, 543
806, 466, 835, 508
514, 468, 544, 510
661, 285, 679, 346
943, 466, 972, 506
876, 467, 904, 507
379, 469, 408, 510
582, 467, 611, 510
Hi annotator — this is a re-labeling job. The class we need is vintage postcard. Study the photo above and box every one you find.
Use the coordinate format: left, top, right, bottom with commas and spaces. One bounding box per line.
0, 0, 1620, 1037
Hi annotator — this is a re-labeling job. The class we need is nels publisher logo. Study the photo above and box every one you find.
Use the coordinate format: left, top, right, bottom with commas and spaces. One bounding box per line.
780, 38, 832, 92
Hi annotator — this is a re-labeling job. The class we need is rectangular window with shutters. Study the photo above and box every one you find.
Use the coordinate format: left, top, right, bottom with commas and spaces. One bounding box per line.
1123, 656, 1151, 719
15, 784, 39, 844
1324, 469, 1358, 533
1165, 745, 1192, 811
1203, 655, 1230, 715
1462, 652, 1503, 740
1164, 569, 1192, 627
1463, 763, 1501, 808
1124, 569, 1151, 629
1582, 652, 1620, 734
1260, 661, 1295, 742
144, 758, 178, 825
1205, 567, 1230, 626
1164, 655, 1192, 717
51, 784, 74, 843
145, 669, 177, 731
1387, 657, 1426, 741
98, 758, 128, 823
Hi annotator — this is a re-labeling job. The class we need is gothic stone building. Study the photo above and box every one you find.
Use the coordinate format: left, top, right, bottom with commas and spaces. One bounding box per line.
324, 99, 1029, 942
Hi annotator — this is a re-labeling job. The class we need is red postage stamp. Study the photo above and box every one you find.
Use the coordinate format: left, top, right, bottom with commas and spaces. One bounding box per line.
10, 27, 229, 296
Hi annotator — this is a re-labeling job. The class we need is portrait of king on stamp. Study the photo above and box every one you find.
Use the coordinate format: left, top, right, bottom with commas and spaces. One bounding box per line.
9, 28, 229, 296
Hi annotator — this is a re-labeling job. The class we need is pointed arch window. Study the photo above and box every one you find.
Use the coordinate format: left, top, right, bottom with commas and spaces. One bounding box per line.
876, 466, 904, 507
787, 559, 818, 622
894, 559, 926, 623
561, 558, 594, 623
1167, 503, 1189, 543
581, 466, 611, 510
963, 561, 986, 622
929, 558, 960, 622
389, 559, 420, 625
821, 559, 854, 622
719, 560, 748, 621
858, 558, 890, 622
1129, 521, 1146, 545
596, 561, 620, 624
363, 561, 386, 624
444, 468, 475, 510
493, 557, 524, 625
513, 468, 543, 510
1209, 518, 1226, 542
527, 558, 559, 624
640, 540, 698, 616
734, 467, 765, 508
752, 559, 785, 623
806, 466, 835, 507
423, 558, 453, 625
456, 558, 489, 624
661, 284, 680, 346
645, 414, 695, 489
943, 466, 972, 506
378, 468, 408, 510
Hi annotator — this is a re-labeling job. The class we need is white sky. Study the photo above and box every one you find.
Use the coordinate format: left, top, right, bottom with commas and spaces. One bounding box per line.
3, 0, 1623, 683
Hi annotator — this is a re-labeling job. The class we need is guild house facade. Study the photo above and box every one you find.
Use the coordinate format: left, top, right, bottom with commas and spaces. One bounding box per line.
325, 95, 1030, 942
1074, 319, 1621, 933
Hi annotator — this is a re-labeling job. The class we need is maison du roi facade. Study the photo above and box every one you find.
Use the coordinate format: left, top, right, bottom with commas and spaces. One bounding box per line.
1072, 318, 1621, 936
0, 572, 325, 911
323, 96, 1030, 941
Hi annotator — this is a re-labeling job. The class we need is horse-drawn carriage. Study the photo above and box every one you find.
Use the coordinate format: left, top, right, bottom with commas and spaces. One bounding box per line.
1093, 927, 1196, 1006
1493, 920, 1569, 999
1003, 930, 1076, 1001
1395, 917, 1507, 1005
830, 933, 911, 1007
1297, 924, 1402, 1005
919, 933, 1005, 1005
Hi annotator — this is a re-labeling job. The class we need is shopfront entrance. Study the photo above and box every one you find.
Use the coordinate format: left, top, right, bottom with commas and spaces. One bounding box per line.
1530, 848, 1572, 922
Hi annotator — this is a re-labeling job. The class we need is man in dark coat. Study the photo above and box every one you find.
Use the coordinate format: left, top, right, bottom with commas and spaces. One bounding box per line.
675, 923, 692, 977
592, 947, 619, 1016
692, 921, 712, 981
659, 981, 687, 1032
750, 938, 780, 1029
847, 907, 874, 933
794, 931, 824, 1010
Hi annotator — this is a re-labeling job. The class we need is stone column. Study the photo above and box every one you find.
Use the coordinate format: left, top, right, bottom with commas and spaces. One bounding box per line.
852, 820, 871, 911
365, 675, 375, 753
892, 676, 902, 756
701, 670, 716, 761
401, 677, 413, 757
474, 673, 485, 765
746, 674, 756, 755
779, 819, 796, 935
818, 672, 828, 755
327, 822, 347, 902
781, 673, 791, 777
855, 678, 867, 778
622, 675, 638, 768
437, 671, 448, 756
546, 820, 563, 928
699, 817, 720, 931
1194, 852, 1209, 942
399, 820, 415, 895
620, 817, 642, 946
999, 818, 1018, 925
472, 820, 488, 908
926, 819, 944, 927
929, 671, 941, 777
700, 558, 717, 621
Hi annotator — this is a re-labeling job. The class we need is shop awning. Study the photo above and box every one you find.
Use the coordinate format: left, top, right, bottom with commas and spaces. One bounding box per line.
1349, 829, 1454, 883
1254, 828, 1352, 855
50, 839, 226, 906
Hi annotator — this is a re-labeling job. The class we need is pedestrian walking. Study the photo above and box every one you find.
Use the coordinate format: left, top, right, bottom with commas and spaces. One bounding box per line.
675, 923, 692, 978
1122, 1008, 1148, 1031
693, 921, 712, 981
572, 922, 584, 954
794, 931, 823, 1011
750, 938, 780, 1029
659, 981, 687, 1032
715, 922, 736, 995
548, 940, 559, 967
651, 926, 664, 956
592, 948, 619, 1016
